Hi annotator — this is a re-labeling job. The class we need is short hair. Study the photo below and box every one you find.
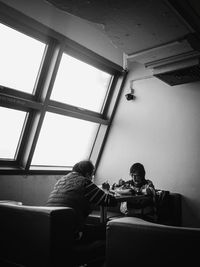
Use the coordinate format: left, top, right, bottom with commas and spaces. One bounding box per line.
72, 160, 94, 177
130, 163, 145, 177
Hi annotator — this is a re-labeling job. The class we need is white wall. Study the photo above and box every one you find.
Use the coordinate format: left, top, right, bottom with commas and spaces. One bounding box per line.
0, 0, 123, 66
96, 62, 200, 227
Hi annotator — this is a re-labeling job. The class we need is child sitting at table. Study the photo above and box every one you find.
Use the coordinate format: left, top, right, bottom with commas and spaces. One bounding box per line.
116, 163, 156, 220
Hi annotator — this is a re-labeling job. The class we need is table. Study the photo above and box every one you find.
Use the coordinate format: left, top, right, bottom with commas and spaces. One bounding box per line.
99, 194, 143, 223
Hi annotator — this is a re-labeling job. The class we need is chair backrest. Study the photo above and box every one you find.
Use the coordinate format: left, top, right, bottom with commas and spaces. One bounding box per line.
106, 216, 200, 267
0, 203, 76, 266
154, 190, 182, 226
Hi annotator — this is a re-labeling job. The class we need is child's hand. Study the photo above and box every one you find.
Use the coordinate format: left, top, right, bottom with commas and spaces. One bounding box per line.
118, 179, 126, 186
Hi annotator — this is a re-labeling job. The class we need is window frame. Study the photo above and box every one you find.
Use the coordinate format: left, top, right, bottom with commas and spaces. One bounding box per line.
0, 2, 126, 175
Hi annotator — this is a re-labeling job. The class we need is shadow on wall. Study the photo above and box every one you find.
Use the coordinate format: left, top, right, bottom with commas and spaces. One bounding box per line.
182, 196, 200, 227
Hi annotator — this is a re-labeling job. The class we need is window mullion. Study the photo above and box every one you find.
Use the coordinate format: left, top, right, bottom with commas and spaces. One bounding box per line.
48, 100, 109, 125
17, 42, 64, 170
34, 39, 64, 103
0, 92, 43, 112
0, 160, 19, 168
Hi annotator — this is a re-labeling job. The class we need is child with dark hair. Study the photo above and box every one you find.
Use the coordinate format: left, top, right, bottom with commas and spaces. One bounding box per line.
128, 162, 154, 195
116, 163, 156, 218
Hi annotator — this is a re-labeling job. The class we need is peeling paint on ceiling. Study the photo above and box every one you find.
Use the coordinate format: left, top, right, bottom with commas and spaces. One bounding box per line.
45, 0, 200, 66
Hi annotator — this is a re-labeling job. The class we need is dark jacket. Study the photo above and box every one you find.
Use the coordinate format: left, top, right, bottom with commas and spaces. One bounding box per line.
47, 172, 117, 229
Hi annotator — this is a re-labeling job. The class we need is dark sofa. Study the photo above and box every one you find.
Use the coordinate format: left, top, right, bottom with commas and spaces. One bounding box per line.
0, 192, 182, 266
106, 216, 200, 267
0, 202, 104, 267
0, 203, 76, 266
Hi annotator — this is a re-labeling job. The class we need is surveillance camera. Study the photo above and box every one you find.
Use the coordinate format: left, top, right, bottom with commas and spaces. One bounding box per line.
125, 93, 134, 101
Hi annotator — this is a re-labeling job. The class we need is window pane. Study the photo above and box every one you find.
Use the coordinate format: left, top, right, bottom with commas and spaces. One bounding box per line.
0, 23, 46, 93
0, 107, 26, 159
32, 112, 99, 167
51, 53, 111, 112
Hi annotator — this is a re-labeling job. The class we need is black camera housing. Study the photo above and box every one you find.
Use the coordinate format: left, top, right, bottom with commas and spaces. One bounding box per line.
125, 93, 134, 101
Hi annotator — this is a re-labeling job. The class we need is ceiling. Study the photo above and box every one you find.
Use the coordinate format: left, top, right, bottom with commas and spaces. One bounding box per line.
45, 0, 200, 72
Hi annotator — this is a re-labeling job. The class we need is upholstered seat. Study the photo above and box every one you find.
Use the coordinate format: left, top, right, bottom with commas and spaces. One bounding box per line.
0, 202, 105, 267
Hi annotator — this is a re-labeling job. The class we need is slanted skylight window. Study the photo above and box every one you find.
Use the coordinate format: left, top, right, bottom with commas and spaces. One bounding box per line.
50, 53, 111, 113
0, 22, 45, 94
0, 107, 26, 160
0, 2, 124, 173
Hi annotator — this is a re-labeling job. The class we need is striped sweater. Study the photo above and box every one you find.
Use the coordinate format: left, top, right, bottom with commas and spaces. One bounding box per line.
47, 172, 117, 227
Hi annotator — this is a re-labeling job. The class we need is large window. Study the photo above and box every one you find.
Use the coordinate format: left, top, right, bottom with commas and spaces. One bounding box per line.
0, 3, 125, 173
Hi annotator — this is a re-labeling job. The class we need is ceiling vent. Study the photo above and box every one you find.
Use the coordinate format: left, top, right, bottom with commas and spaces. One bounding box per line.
146, 54, 200, 86
154, 64, 200, 86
